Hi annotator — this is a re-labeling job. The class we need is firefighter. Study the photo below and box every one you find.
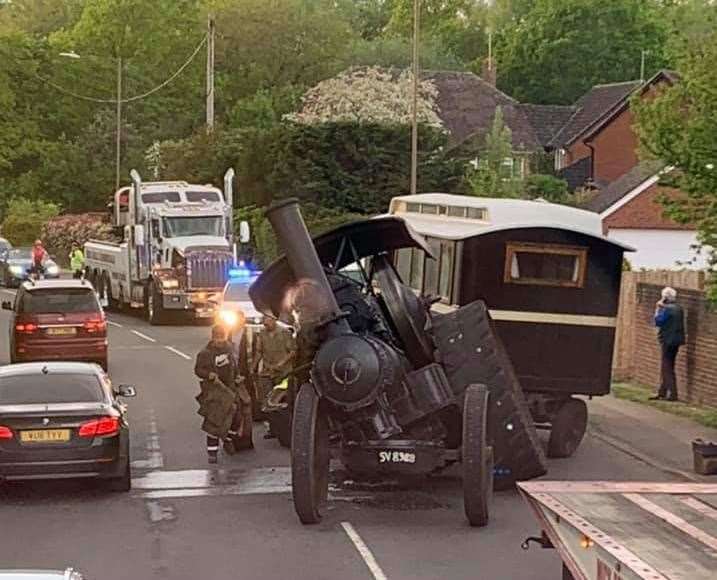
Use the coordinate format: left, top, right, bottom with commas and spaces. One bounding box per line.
253, 316, 296, 412
194, 324, 253, 464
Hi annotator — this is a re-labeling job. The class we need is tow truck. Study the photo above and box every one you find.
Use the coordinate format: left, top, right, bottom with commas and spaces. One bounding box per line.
85, 169, 247, 324
519, 480, 717, 579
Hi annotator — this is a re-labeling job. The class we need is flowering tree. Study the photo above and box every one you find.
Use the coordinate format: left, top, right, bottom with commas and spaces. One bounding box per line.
285, 66, 444, 129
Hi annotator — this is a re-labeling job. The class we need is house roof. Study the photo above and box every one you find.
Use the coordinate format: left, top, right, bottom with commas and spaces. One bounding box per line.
583, 161, 665, 214
424, 71, 543, 151
550, 80, 643, 149
518, 104, 576, 148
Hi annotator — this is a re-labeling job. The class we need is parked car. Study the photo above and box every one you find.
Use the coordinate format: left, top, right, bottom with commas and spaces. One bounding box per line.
0, 362, 135, 491
0, 237, 11, 263
0, 248, 60, 287
2, 279, 108, 370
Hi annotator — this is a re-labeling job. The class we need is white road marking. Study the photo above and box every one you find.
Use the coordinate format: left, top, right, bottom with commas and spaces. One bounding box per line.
165, 345, 191, 360
1, 289, 15, 296
131, 329, 156, 343
132, 409, 164, 470
341, 522, 389, 580
145, 501, 176, 523
107, 320, 123, 328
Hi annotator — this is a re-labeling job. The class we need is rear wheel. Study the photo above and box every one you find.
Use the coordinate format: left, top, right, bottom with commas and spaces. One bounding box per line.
463, 384, 493, 527
106, 460, 131, 492
547, 398, 588, 459
291, 384, 329, 524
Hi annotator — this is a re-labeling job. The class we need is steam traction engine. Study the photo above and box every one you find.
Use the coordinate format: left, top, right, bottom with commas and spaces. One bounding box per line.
250, 200, 546, 526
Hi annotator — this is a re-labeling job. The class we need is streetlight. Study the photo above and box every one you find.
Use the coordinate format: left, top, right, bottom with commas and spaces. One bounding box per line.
60, 52, 123, 190
410, 0, 420, 196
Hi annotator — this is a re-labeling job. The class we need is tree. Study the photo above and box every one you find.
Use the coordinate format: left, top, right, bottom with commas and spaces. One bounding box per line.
1, 197, 59, 246
466, 107, 521, 197
496, 0, 669, 104
634, 2, 717, 299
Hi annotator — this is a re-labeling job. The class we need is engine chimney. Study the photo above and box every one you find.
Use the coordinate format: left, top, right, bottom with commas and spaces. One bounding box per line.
264, 198, 349, 335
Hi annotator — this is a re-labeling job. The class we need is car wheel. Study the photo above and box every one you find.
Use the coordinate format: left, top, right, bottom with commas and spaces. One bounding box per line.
107, 461, 131, 492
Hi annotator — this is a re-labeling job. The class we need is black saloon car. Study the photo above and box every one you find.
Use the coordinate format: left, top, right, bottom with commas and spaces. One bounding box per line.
0, 248, 60, 287
0, 362, 135, 490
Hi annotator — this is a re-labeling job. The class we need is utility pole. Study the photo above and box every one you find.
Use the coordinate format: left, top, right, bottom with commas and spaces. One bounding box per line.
206, 14, 216, 131
640, 49, 648, 82
116, 57, 122, 190
410, 0, 420, 196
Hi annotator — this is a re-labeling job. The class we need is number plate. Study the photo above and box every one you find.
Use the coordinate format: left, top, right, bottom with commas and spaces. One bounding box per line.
46, 326, 77, 336
196, 309, 214, 318
378, 450, 416, 464
20, 429, 71, 443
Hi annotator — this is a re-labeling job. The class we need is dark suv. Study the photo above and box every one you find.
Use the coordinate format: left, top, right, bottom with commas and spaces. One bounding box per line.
2, 279, 108, 370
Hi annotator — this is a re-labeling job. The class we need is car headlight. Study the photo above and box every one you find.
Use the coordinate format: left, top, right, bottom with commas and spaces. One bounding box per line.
9, 265, 22, 275
218, 309, 240, 328
161, 278, 179, 289
46, 264, 59, 275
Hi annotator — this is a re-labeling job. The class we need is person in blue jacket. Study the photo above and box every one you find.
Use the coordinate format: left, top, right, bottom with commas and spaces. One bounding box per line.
650, 287, 686, 401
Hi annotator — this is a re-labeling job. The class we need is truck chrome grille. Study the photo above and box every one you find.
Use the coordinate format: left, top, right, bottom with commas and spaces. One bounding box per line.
186, 251, 232, 289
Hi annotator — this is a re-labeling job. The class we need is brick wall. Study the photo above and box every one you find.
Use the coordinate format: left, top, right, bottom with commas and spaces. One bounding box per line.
631, 283, 717, 406
589, 108, 639, 183
604, 183, 694, 230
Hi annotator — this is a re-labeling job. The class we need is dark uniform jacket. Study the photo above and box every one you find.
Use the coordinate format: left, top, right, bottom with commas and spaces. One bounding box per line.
655, 303, 686, 347
194, 341, 239, 438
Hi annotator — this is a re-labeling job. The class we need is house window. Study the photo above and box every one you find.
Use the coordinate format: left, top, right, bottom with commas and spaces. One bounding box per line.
504, 242, 587, 288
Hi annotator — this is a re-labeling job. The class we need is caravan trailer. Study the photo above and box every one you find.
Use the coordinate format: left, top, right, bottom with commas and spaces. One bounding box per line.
388, 194, 632, 459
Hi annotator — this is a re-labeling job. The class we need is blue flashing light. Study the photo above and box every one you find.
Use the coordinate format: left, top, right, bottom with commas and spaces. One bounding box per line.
229, 267, 252, 280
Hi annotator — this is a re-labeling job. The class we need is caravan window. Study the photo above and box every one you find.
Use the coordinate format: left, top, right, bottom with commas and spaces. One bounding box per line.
394, 238, 456, 303
504, 242, 587, 288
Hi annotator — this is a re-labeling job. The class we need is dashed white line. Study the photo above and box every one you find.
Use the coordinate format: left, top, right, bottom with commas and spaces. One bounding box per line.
165, 345, 191, 360
107, 320, 123, 328
131, 329, 156, 343
1, 289, 15, 296
341, 522, 389, 580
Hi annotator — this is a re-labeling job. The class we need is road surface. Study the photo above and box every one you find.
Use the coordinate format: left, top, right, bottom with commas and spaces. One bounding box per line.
0, 286, 674, 580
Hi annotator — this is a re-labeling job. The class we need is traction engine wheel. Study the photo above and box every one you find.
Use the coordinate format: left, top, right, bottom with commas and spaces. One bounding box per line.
463, 383, 494, 527
291, 383, 330, 525
547, 397, 588, 459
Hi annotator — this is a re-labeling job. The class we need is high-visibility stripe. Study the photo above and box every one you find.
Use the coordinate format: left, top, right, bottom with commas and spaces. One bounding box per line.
431, 303, 616, 328
488, 309, 617, 328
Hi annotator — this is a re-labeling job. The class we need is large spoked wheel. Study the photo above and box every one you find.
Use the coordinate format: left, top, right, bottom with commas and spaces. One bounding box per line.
547, 398, 588, 459
463, 383, 493, 527
291, 383, 329, 525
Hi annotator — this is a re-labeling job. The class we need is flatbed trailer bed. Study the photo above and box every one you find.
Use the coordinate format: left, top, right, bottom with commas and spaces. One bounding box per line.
518, 481, 717, 580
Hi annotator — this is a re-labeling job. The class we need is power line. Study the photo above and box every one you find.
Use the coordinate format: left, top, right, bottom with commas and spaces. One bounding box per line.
28, 34, 208, 104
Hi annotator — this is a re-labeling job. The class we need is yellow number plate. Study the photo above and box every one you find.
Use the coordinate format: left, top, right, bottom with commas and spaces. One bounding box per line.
20, 429, 71, 443
46, 327, 77, 336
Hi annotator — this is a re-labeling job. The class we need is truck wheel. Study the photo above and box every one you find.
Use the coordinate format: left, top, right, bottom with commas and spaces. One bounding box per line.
463, 383, 493, 527
146, 283, 165, 325
547, 398, 588, 459
291, 383, 329, 525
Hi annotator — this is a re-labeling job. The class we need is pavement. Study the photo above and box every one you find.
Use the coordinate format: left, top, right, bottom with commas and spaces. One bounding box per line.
0, 284, 711, 580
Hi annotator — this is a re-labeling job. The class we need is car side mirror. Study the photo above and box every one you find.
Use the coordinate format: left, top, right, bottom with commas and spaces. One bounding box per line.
1, 301, 12, 311
115, 384, 137, 398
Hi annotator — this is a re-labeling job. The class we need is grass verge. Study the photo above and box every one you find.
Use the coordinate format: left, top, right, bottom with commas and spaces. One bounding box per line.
613, 383, 717, 430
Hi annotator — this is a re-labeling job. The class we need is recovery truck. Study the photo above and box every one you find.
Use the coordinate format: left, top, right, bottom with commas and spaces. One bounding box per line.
85, 169, 239, 324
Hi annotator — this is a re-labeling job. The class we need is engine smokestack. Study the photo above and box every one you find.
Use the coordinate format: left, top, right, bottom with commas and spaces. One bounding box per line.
264, 198, 349, 334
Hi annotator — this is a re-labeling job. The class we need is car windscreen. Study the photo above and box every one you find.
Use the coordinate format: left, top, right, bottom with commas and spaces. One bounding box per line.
0, 373, 105, 405
9, 248, 31, 259
20, 289, 99, 314
224, 282, 252, 301
186, 191, 221, 202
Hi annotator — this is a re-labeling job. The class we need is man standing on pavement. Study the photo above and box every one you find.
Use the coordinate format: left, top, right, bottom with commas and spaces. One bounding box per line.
195, 325, 253, 463
651, 287, 686, 402
253, 316, 296, 411
69, 242, 85, 279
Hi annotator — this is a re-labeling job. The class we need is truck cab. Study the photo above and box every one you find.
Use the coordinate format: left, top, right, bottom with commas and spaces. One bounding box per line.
85, 170, 240, 325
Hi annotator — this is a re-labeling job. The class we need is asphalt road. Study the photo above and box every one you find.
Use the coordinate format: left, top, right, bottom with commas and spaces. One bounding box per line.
0, 287, 674, 580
